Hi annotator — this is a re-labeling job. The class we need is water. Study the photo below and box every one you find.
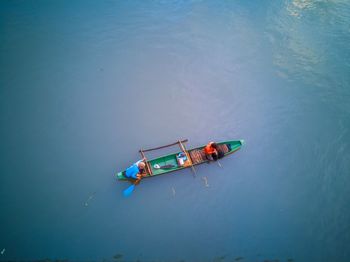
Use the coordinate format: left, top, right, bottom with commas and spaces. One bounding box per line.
1, 1, 350, 261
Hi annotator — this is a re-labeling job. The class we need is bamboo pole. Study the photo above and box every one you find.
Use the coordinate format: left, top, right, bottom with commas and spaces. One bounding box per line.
141, 139, 188, 152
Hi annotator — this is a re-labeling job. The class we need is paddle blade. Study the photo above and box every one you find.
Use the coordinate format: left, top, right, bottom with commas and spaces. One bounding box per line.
160, 164, 175, 169
123, 184, 135, 197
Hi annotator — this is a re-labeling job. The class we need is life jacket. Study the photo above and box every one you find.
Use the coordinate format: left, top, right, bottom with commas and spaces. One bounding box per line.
204, 142, 216, 155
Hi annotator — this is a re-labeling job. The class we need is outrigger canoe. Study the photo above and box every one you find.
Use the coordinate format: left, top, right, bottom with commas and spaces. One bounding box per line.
116, 139, 244, 181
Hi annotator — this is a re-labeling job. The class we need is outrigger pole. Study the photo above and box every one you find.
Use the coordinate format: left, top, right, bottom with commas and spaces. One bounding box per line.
141, 139, 188, 152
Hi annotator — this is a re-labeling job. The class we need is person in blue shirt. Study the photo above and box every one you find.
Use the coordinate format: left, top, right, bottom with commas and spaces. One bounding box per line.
124, 158, 146, 182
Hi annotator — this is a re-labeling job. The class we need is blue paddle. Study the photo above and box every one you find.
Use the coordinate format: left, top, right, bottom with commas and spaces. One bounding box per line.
123, 184, 135, 197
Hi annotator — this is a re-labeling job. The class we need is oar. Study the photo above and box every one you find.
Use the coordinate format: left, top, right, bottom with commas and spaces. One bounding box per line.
123, 175, 143, 197
216, 150, 225, 168
123, 184, 135, 197
217, 160, 222, 168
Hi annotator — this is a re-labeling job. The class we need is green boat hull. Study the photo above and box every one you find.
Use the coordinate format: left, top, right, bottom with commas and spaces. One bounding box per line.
116, 140, 244, 181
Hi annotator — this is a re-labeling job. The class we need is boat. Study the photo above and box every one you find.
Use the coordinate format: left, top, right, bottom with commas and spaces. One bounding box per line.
116, 139, 244, 181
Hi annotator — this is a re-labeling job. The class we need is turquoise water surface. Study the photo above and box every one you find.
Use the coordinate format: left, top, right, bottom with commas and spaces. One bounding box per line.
1, 1, 350, 261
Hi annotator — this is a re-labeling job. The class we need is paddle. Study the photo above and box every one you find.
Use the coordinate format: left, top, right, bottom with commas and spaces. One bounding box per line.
154, 164, 175, 169
216, 150, 224, 168
123, 184, 135, 197
217, 161, 222, 168
123, 172, 144, 197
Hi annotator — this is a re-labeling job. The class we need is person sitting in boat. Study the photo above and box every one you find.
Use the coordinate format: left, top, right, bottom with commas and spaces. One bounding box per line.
124, 159, 147, 181
204, 142, 223, 161
204, 142, 218, 161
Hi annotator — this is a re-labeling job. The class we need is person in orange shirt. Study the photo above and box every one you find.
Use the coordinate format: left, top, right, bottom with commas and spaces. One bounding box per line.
204, 142, 219, 161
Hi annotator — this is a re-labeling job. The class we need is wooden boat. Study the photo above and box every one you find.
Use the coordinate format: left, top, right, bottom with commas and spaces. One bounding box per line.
116, 139, 244, 181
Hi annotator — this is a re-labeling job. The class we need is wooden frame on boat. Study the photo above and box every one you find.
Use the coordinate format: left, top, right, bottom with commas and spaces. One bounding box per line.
139, 139, 189, 176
